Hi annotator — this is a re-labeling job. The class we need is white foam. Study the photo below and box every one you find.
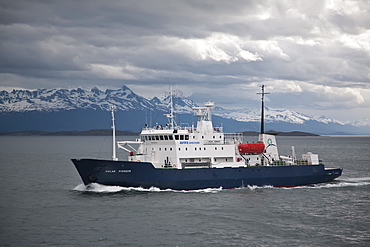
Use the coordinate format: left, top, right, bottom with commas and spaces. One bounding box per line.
313, 180, 370, 189
73, 177, 370, 193
73, 183, 126, 193
279, 177, 370, 190
73, 183, 223, 193
245, 185, 274, 190
343, 177, 370, 182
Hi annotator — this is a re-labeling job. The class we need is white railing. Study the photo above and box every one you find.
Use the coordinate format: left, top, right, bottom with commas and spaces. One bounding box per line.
224, 133, 243, 144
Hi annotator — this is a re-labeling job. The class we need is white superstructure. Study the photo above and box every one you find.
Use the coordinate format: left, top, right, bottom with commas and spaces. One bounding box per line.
116, 89, 321, 169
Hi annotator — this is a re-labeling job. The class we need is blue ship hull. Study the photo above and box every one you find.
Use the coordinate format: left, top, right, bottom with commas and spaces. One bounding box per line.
72, 159, 342, 190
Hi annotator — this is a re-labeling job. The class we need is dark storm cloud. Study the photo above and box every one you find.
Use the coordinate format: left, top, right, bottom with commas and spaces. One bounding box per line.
0, 0, 369, 121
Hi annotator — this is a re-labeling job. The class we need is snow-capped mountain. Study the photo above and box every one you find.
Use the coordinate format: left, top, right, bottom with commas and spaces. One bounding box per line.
212, 106, 343, 125
0, 86, 153, 112
349, 118, 370, 127
0, 85, 344, 125
0, 86, 196, 114
0, 85, 368, 134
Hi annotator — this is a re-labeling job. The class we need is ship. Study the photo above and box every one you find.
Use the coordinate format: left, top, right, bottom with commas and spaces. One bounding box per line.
72, 85, 342, 190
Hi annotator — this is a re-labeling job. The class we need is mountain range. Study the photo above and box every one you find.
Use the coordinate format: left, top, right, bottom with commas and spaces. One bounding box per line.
0, 85, 369, 135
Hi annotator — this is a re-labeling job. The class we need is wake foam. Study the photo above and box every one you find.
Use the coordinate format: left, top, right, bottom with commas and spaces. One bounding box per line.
73, 183, 223, 193
280, 177, 370, 190
72, 177, 370, 193
245, 185, 274, 190
314, 177, 370, 189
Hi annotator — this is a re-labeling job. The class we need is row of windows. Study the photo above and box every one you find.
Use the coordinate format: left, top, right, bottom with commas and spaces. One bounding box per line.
153, 147, 225, 151
142, 135, 223, 141
143, 135, 187, 141
181, 158, 229, 162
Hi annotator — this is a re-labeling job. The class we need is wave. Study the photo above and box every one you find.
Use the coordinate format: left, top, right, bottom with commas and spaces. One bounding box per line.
280, 177, 370, 190
73, 183, 223, 193
72, 177, 370, 193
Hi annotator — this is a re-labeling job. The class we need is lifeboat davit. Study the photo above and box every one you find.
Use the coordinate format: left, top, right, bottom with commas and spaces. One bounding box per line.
238, 142, 265, 154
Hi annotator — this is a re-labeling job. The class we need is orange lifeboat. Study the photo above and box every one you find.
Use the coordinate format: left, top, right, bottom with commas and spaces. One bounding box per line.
238, 142, 265, 154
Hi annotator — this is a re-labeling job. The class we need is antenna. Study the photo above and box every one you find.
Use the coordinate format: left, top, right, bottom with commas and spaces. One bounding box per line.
164, 85, 177, 129
257, 85, 270, 134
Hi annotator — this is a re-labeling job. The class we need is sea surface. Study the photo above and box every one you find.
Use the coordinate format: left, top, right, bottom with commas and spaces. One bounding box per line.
0, 135, 369, 247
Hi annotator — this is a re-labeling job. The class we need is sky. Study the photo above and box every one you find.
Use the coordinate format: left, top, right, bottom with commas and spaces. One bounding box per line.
1, 0, 369, 122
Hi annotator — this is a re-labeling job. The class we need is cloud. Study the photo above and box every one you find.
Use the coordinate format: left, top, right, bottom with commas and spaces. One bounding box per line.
0, 0, 369, 121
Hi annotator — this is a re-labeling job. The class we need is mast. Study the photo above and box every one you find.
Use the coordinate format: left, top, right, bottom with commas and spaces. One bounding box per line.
111, 106, 118, 161
164, 85, 176, 129
169, 86, 174, 128
257, 85, 270, 134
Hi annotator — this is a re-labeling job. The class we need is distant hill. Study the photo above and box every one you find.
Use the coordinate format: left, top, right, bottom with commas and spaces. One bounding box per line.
0, 129, 138, 136
0, 129, 318, 136
242, 131, 319, 136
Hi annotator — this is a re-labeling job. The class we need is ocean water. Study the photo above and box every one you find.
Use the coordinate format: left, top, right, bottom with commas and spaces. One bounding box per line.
0, 135, 369, 247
